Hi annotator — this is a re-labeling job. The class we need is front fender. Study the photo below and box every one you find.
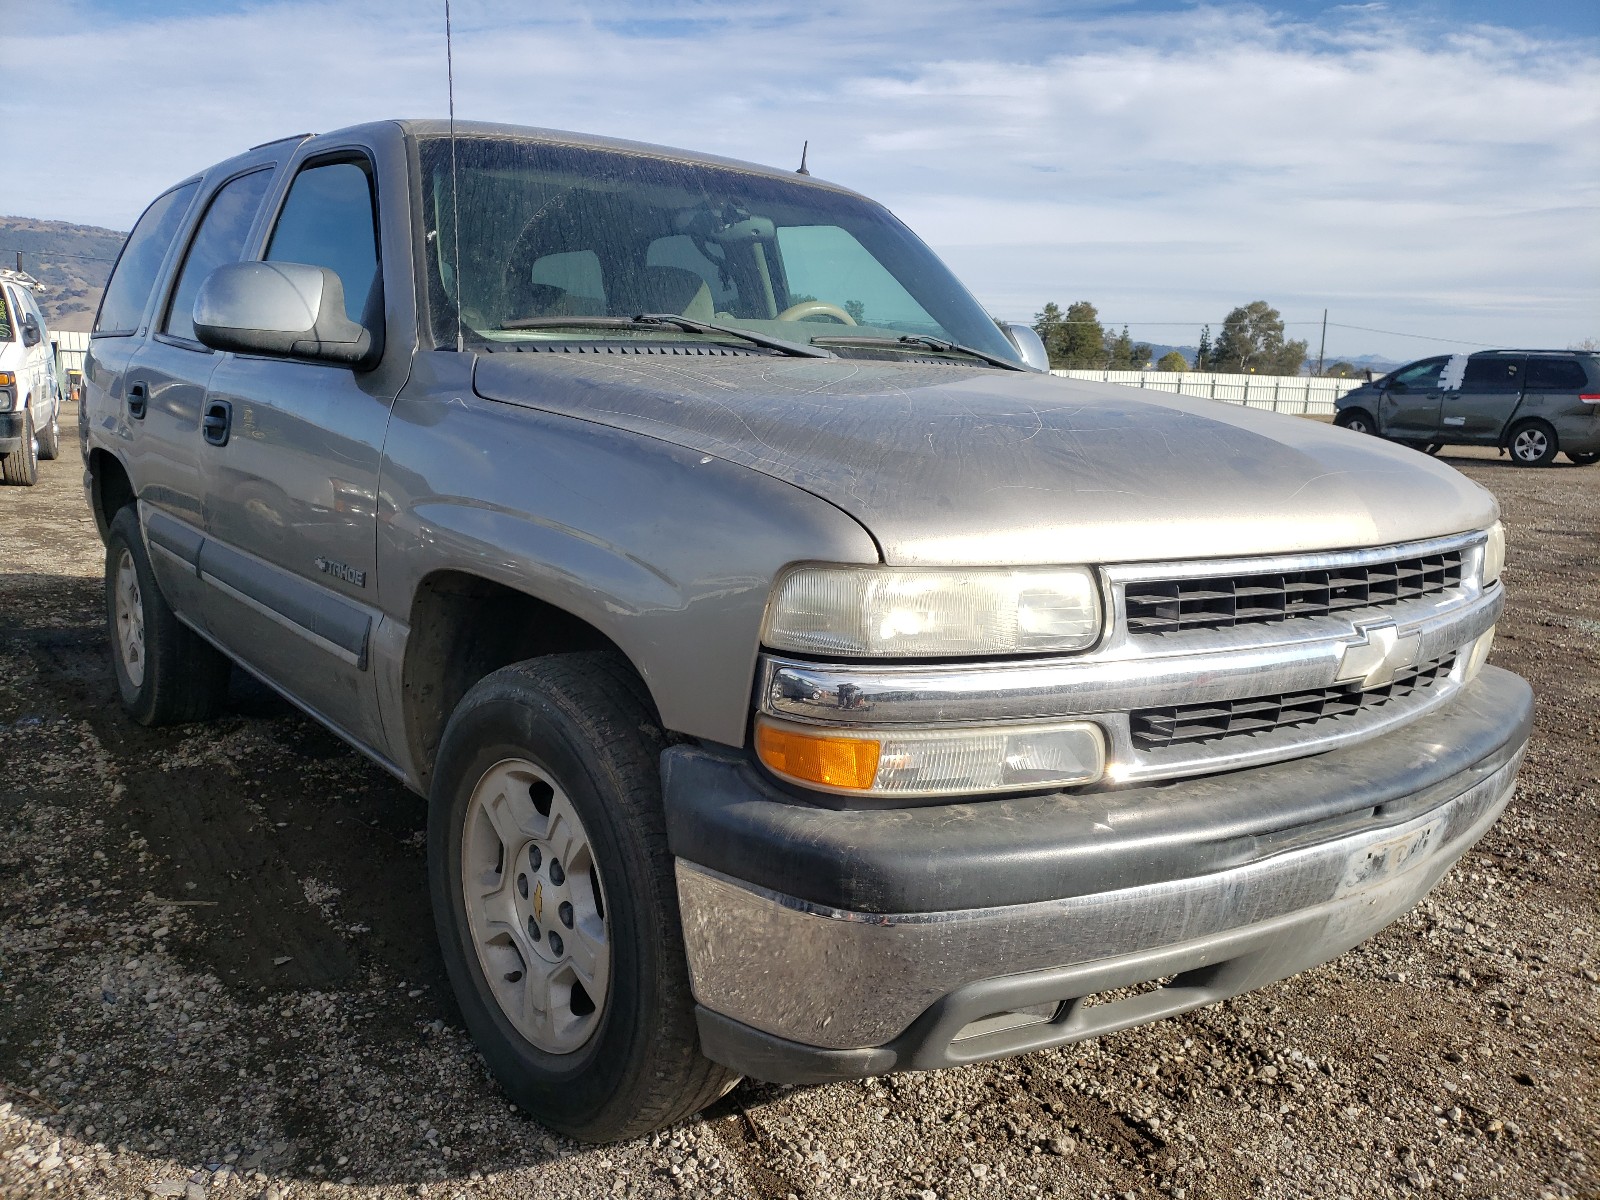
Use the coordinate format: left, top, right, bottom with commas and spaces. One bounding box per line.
377, 368, 880, 749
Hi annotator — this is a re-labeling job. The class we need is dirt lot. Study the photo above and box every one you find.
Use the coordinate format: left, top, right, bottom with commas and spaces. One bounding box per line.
1, 409, 1595, 1200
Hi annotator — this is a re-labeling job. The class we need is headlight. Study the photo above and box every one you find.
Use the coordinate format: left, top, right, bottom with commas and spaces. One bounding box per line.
0, 370, 14, 412
763, 565, 1102, 658
1481, 521, 1504, 587
755, 716, 1106, 797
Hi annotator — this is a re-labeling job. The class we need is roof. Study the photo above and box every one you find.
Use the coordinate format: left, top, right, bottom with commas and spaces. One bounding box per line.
328, 118, 865, 200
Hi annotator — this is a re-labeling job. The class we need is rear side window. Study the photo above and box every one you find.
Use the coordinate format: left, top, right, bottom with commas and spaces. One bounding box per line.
94, 182, 199, 336
1524, 358, 1587, 390
1461, 356, 1523, 392
162, 169, 275, 343
265, 160, 380, 324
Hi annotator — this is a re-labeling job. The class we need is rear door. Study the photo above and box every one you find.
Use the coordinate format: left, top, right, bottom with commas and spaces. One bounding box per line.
84, 181, 200, 474
1377, 356, 1447, 438
196, 150, 397, 752
1445, 354, 1526, 442
127, 165, 277, 618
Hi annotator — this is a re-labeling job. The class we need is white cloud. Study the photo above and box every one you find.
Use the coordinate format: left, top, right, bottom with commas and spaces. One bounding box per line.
6, 0, 1598, 357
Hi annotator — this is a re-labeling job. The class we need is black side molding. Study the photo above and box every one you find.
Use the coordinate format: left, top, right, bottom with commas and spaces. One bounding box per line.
197, 539, 371, 666
145, 510, 204, 571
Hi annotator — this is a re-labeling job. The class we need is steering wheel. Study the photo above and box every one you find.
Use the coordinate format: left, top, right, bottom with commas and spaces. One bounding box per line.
775, 300, 857, 325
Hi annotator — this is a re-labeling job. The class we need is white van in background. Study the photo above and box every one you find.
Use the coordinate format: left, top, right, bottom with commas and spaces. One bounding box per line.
0, 268, 64, 486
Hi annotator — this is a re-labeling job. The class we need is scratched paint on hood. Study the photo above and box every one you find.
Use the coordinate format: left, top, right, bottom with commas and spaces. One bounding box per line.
472, 354, 1497, 566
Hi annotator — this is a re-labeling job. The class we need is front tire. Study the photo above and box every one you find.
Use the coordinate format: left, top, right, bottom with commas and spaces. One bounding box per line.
1, 410, 38, 485
1334, 409, 1376, 435
1507, 420, 1558, 467
429, 653, 737, 1143
104, 506, 231, 724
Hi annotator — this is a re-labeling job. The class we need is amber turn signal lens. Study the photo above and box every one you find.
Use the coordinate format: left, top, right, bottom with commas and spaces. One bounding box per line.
756, 722, 881, 791
0, 372, 14, 387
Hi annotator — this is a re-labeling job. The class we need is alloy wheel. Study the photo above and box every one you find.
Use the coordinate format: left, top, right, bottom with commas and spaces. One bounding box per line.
461, 758, 611, 1054
1512, 427, 1549, 462
114, 549, 147, 688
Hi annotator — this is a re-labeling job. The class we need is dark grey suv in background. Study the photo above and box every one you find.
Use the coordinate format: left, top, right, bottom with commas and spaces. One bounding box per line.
1334, 349, 1600, 466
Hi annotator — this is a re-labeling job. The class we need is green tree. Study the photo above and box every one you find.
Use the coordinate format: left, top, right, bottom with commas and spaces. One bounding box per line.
1103, 326, 1151, 369
1057, 300, 1107, 367
1156, 350, 1188, 372
844, 299, 867, 325
1034, 300, 1108, 368
1032, 302, 1067, 362
1323, 361, 1358, 378
1210, 302, 1308, 375
1194, 325, 1211, 370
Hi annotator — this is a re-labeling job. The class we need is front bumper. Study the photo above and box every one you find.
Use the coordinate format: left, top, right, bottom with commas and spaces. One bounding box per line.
665, 667, 1531, 1083
0, 411, 23, 454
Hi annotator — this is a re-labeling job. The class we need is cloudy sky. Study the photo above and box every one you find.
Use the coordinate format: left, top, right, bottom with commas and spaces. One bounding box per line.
6, 0, 1597, 360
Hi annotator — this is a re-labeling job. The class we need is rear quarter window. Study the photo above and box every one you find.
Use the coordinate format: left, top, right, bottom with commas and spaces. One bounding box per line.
95, 182, 200, 336
1524, 358, 1587, 390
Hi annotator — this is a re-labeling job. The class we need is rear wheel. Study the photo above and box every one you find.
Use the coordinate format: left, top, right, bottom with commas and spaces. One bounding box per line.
37, 408, 61, 461
429, 653, 737, 1143
1507, 420, 1558, 467
1334, 409, 1376, 435
1, 410, 38, 485
104, 506, 231, 724
1567, 450, 1599, 466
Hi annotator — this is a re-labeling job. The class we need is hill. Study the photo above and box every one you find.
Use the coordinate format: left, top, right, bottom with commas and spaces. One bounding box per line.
1, 215, 127, 332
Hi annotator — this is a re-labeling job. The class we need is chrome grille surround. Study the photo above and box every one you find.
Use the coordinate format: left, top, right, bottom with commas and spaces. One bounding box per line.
757, 530, 1497, 786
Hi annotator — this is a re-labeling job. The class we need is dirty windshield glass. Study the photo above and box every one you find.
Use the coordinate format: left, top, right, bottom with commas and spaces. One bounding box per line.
418, 136, 1020, 365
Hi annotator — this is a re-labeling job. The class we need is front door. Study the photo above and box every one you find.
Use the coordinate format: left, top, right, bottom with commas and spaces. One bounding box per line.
197, 156, 395, 753
1379, 356, 1447, 439
1444, 354, 1526, 442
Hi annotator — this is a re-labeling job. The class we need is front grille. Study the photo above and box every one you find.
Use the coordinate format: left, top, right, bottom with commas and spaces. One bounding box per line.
1129, 654, 1456, 750
1124, 549, 1464, 636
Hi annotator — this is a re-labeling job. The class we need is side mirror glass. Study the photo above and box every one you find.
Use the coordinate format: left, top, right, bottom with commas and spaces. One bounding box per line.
21, 313, 41, 347
1388, 380, 1407, 395
999, 322, 1050, 372
192, 261, 381, 369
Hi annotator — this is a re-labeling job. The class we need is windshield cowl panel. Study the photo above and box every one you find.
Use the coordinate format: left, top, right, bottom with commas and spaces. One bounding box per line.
417, 134, 1021, 367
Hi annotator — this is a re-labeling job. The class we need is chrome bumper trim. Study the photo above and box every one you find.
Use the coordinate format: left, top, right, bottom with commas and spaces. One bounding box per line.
762, 582, 1499, 782
677, 748, 1520, 1050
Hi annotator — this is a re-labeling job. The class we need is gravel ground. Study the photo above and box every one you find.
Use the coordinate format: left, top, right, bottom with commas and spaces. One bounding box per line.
1, 410, 1596, 1200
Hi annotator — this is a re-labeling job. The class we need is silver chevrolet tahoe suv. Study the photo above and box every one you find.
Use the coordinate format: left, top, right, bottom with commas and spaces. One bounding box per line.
81, 121, 1530, 1143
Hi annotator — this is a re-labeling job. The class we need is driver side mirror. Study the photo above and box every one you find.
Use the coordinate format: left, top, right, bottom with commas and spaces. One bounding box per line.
1387, 380, 1407, 395
192, 261, 382, 369
21, 313, 41, 347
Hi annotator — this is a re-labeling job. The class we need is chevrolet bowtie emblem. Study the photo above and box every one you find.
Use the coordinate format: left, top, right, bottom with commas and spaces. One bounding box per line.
532, 880, 544, 923
1336, 621, 1421, 689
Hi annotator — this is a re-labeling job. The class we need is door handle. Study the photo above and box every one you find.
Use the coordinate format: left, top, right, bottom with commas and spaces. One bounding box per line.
202, 399, 233, 447
127, 382, 147, 420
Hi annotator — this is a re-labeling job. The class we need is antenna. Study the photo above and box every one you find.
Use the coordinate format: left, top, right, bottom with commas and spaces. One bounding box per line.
445, 0, 464, 353
796, 140, 810, 176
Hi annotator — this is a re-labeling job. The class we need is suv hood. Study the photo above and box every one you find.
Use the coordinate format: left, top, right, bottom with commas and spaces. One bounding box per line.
472, 354, 1497, 566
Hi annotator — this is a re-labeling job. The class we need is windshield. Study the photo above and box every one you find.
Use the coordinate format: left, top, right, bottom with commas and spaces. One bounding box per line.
417, 136, 1020, 365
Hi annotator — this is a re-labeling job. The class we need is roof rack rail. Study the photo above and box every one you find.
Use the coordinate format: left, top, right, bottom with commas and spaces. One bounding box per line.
247, 132, 315, 151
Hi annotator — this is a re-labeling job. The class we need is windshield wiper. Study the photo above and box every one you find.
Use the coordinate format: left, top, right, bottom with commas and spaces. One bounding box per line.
810, 334, 1025, 371
498, 313, 833, 359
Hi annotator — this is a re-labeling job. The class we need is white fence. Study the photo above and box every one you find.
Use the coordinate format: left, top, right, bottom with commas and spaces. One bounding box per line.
51, 330, 90, 379
1052, 369, 1364, 416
